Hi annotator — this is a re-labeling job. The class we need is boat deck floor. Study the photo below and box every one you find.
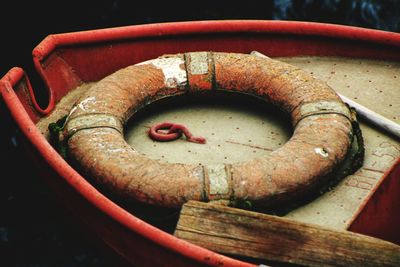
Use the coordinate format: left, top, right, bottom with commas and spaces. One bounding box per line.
36, 56, 400, 230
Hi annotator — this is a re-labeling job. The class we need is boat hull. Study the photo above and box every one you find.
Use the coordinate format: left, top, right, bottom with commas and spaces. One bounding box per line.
1, 20, 399, 266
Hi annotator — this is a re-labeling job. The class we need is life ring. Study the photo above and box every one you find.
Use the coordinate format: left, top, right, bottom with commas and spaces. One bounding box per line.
63, 51, 359, 209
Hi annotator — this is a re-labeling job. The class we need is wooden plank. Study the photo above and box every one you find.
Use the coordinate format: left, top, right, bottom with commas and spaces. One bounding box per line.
174, 201, 400, 267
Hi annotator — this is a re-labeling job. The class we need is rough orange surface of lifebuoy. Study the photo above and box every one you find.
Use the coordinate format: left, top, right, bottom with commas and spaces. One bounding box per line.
63, 52, 357, 209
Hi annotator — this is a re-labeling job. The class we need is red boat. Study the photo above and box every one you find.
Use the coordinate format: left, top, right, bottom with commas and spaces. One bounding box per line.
1, 20, 399, 266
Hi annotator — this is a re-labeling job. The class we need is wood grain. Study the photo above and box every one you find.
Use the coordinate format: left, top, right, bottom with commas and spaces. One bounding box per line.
174, 201, 400, 267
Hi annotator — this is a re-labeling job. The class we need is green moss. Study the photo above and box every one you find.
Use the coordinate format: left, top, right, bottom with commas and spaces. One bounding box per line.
48, 115, 68, 159
230, 198, 253, 210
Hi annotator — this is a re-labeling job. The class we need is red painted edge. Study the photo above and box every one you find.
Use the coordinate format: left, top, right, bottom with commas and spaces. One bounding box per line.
32, 20, 400, 62
1, 67, 54, 115
347, 158, 400, 244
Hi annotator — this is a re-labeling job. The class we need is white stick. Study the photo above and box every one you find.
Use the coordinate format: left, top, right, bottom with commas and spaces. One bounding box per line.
251, 51, 400, 139
250, 50, 271, 59
338, 94, 400, 139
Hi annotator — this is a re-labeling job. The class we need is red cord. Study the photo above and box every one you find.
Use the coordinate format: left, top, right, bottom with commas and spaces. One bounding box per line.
148, 122, 206, 144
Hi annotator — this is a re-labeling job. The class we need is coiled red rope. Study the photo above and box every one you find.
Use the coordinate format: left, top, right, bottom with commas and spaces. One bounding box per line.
148, 122, 206, 144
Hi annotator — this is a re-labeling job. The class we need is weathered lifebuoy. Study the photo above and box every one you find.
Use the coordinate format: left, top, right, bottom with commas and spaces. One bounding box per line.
63, 52, 359, 209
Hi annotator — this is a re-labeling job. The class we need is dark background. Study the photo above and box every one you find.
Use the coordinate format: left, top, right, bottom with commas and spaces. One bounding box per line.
1, 1, 399, 266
